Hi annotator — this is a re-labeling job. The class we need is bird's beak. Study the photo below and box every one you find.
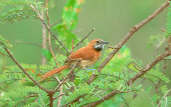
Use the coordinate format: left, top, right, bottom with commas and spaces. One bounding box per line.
102, 41, 109, 44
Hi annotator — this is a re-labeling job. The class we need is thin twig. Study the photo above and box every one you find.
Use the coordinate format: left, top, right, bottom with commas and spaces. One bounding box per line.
120, 94, 130, 107
30, 4, 69, 55
62, 94, 87, 107
87, 0, 170, 84
41, 7, 47, 65
73, 28, 95, 49
45, 0, 58, 66
0, 51, 6, 56
53, 60, 80, 93
127, 51, 171, 85
14, 93, 38, 107
54, 76, 64, 107
14, 40, 41, 48
85, 51, 171, 107
50, 19, 62, 27
84, 90, 134, 107
157, 89, 171, 107
3, 47, 49, 93
57, 85, 63, 107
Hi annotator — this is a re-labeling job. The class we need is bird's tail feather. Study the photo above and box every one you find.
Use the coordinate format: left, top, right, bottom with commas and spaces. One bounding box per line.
41, 65, 68, 80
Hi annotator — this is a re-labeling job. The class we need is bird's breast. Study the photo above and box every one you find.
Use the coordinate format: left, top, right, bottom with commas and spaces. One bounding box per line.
79, 60, 96, 68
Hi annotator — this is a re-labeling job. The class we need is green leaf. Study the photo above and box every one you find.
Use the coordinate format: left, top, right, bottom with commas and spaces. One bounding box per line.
41, 49, 52, 61
53, 23, 78, 49
145, 65, 170, 83
52, 0, 84, 49
0, 0, 42, 23
165, 55, 171, 60
160, 85, 168, 94
0, 35, 12, 48
62, 0, 84, 30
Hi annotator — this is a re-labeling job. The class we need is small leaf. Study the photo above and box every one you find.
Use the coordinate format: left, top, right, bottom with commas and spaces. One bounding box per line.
0, 35, 12, 48
41, 49, 52, 61
165, 56, 171, 60
160, 85, 168, 94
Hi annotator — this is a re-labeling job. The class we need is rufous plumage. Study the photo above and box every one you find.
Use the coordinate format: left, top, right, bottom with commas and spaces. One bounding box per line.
41, 39, 108, 80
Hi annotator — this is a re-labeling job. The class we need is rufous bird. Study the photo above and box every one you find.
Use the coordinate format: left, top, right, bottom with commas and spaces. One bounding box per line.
41, 39, 109, 80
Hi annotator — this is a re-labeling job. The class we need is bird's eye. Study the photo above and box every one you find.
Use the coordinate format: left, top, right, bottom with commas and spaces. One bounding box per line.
96, 40, 100, 43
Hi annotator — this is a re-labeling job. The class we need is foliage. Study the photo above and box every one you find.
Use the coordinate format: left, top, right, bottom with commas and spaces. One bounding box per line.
0, 35, 12, 57
53, 0, 84, 49
0, 0, 171, 107
0, 0, 42, 23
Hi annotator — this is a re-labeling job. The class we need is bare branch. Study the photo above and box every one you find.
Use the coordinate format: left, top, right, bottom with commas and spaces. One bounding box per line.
41, 10, 47, 65
54, 78, 64, 107
14, 40, 41, 48
44, 0, 58, 65
30, 4, 69, 55
3, 47, 49, 93
85, 50, 171, 107
87, 0, 170, 84
62, 94, 87, 107
157, 89, 171, 107
53, 60, 80, 93
57, 85, 63, 107
127, 51, 171, 85
73, 28, 95, 49
84, 90, 134, 107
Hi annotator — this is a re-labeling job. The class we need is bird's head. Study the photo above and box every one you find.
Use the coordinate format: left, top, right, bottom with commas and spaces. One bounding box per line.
88, 39, 109, 51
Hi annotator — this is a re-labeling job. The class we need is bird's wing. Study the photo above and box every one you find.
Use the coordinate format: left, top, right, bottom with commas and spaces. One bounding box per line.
69, 47, 97, 61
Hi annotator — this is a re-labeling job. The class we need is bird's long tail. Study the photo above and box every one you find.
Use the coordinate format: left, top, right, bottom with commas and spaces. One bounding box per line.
41, 65, 69, 80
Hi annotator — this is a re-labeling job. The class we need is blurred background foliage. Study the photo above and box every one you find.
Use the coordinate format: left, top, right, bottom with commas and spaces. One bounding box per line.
0, 0, 168, 64
0, 0, 171, 107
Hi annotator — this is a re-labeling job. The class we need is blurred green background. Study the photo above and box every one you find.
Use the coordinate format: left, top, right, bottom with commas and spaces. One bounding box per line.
0, 0, 168, 64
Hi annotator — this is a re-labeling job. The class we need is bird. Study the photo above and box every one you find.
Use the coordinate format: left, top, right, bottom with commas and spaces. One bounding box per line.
41, 39, 109, 80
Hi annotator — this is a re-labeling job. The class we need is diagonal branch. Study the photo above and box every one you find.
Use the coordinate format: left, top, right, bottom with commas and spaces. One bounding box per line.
44, 0, 58, 65
62, 94, 87, 107
87, 0, 170, 84
30, 4, 69, 55
53, 60, 80, 93
73, 28, 95, 49
85, 50, 171, 107
3, 47, 49, 93
84, 90, 135, 107
127, 51, 171, 85
157, 88, 171, 107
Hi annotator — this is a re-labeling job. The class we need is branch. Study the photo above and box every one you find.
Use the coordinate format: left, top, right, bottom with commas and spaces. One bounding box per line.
73, 28, 95, 49
57, 84, 63, 107
127, 51, 171, 85
85, 50, 171, 107
30, 4, 69, 55
87, 0, 170, 84
3, 47, 49, 93
157, 89, 171, 107
84, 90, 134, 107
48, 92, 54, 107
53, 60, 80, 93
44, 0, 58, 65
41, 8, 47, 65
62, 94, 87, 107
